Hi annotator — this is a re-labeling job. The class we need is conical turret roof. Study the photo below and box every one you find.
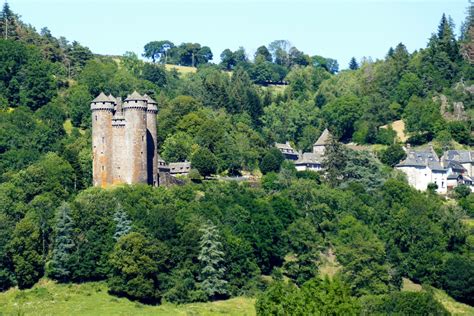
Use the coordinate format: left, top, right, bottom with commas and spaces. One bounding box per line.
314, 128, 331, 146
125, 91, 146, 101
92, 92, 111, 103
107, 94, 117, 103
143, 94, 157, 104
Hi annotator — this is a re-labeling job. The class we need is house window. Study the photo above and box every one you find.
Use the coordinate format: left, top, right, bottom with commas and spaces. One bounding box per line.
95, 115, 97, 121
102, 166, 105, 171
102, 137, 104, 144
441, 181, 444, 188
142, 135, 144, 142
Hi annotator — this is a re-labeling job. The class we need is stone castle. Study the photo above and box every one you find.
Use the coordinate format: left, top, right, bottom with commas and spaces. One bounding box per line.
91, 91, 159, 187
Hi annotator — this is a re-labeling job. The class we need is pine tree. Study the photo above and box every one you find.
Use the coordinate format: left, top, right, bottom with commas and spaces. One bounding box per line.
348, 57, 359, 70
113, 203, 132, 241
0, 2, 18, 40
48, 202, 75, 282
198, 221, 228, 300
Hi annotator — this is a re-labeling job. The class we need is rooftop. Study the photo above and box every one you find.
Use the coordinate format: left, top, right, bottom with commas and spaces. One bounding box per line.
125, 91, 146, 102
396, 147, 446, 172
443, 150, 474, 164
92, 92, 112, 103
314, 128, 332, 146
295, 152, 323, 165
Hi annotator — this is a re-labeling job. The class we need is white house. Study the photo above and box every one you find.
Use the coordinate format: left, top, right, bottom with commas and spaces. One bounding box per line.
395, 147, 448, 194
442, 150, 474, 192
294, 153, 323, 172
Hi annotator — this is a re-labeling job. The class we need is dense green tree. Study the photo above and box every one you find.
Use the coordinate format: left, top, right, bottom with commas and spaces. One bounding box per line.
442, 254, 474, 305
143, 40, 175, 63
403, 96, 444, 138
322, 95, 363, 140
191, 147, 218, 177
255, 45, 272, 62
259, 148, 284, 175
380, 143, 407, 167
108, 232, 168, 303
9, 215, 43, 289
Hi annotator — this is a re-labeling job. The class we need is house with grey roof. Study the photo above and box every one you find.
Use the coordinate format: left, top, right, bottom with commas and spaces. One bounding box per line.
442, 150, 474, 192
294, 152, 323, 172
395, 146, 448, 193
442, 150, 474, 177
275, 141, 299, 160
169, 161, 191, 176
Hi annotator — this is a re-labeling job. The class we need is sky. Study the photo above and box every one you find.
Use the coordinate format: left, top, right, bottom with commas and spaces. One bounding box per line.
9, 0, 469, 69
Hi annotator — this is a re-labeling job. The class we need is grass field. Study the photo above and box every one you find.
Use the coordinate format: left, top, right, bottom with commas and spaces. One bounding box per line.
165, 64, 197, 75
0, 280, 256, 316
381, 119, 407, 142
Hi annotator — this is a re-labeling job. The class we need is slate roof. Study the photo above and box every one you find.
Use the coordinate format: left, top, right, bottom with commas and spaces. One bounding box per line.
396, 147, 446, 172
92, 92, 111, 103
314, 129, 331, 146
143, 94, 157, 104
275, 142, 295, 151
125, 91, 146, 101
443, 150, 474, 164
107, 94, 117, 103
295, 152, 323, 165
143, 94, 158, 112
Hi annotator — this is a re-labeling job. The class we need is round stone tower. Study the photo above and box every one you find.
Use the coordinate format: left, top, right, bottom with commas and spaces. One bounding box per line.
91, 92, 115, 187
144, 94, 158, 186
123, 91, 148, 184
111, 95, 126, 185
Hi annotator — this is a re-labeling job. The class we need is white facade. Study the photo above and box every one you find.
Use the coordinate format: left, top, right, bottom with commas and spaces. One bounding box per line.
396, 165, 447, 194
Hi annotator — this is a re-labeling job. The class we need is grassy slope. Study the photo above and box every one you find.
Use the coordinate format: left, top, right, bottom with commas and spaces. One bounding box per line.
0, 280, 255, 316
402, 278, 474, 315
165, 64, 197, 75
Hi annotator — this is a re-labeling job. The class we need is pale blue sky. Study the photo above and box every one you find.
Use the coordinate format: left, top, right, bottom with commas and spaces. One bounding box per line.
10, 0, 468, 69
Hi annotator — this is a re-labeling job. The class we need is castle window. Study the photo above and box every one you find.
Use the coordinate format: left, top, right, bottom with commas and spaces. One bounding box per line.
102, 137, 105, 144
102, 166, 105, 171
142, 135, 144, 142
95, 115, 97, 121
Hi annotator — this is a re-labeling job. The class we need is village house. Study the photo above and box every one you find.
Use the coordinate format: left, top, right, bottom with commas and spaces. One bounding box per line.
275, 141, 299, 160
169, 161, 191, 176
395, 146, 448, 194
442, 150, 474, 191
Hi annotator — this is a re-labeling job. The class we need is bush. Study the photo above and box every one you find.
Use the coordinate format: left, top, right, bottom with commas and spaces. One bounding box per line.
191, 148, 218, 177
259, 148, 284, 174
442, 254, 474, 305
360, 291, 449, 315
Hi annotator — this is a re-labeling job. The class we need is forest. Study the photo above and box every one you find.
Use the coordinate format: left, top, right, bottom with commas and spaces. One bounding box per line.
0, 2, 473, 315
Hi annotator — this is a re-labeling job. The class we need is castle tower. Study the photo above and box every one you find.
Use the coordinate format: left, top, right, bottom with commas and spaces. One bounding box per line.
122, 91, 148, 184
91, 92, 115, 187
144, 94, 158, 186
111, 95, 126, 185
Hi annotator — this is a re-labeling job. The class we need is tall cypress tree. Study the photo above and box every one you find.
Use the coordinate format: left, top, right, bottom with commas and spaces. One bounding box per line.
198, 221, 228, 300
113, 203, 132, 241
323, 135, 348, 188
48, 202, 75, 282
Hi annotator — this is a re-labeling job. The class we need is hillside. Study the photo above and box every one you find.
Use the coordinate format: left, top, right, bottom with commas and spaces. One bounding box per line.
0, 2, 473, 316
